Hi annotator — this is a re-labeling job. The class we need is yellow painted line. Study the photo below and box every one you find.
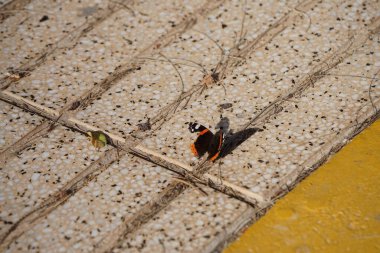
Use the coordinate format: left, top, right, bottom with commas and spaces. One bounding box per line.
224, 120, 380, 253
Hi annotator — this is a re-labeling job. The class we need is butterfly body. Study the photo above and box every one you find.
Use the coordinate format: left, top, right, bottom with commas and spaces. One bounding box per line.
188, 122, 224, 162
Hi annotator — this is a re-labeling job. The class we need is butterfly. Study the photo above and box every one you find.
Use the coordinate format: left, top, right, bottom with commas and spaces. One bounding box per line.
188, 122, 224, 162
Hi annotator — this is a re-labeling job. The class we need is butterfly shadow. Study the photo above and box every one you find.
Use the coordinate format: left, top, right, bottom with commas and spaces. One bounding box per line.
219, 127, 262, 159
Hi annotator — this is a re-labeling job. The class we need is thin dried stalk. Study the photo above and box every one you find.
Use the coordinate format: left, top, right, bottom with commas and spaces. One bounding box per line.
0, 90, 267, 207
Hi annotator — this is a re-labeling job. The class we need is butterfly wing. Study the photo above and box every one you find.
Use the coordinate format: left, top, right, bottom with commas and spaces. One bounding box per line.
207, 129, 224, 162
189, 122, 214, 158
191, 129, 214, 157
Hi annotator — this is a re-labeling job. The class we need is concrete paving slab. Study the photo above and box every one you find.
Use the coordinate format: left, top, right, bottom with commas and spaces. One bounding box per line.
138, 0, 379, 171
6, 0, 206, 109
6, 154, 175, 252
0, 100, 42, 151
208, 35, 380, 199
0, 0, 111, 76
0, 0, 379, 252
118, 188, 248, 253
75, 0, 300, 140
0, 126, 109, 237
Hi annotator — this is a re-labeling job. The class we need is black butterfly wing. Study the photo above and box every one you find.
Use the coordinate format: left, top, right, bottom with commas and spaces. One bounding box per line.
207, 129, 224, 161
190, 129, 214, 157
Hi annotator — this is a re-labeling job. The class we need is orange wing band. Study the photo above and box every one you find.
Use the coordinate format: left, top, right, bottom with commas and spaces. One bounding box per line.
198, 129, 209, 136
209, 151, 220, 162
209, 132, 223, 162
190, 143, 199, 157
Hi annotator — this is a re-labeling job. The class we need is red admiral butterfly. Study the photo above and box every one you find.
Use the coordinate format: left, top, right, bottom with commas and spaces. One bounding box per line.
188, 122, 224, 162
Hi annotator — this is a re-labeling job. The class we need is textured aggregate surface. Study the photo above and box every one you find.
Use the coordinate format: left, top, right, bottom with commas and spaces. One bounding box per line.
139, 0, 380, 192
0, 127, 108, 235
75, 0, 298, 136
0, 0, 111, 77
7, 154, 175, 252
8, 0, 205, 109
0, 100, 42, 151
210, 36, 380, 198
0, 0, 379, 252
118, 188, 248, 253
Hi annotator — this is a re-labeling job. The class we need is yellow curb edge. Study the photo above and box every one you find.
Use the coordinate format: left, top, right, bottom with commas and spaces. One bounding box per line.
224, 120, 380, 253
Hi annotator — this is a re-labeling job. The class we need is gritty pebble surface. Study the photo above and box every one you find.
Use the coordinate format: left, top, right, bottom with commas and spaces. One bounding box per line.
0, 0, 110, 77
0, 126, 108, 236
1, 0, 379, 252
75, 0, 299, 136
117, 188, 248, 253
0, 101, 42, 152
210, 37, 380, 198
6, 154, 175, 252
139, 0, 379, 194
7, 0, 206, 110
